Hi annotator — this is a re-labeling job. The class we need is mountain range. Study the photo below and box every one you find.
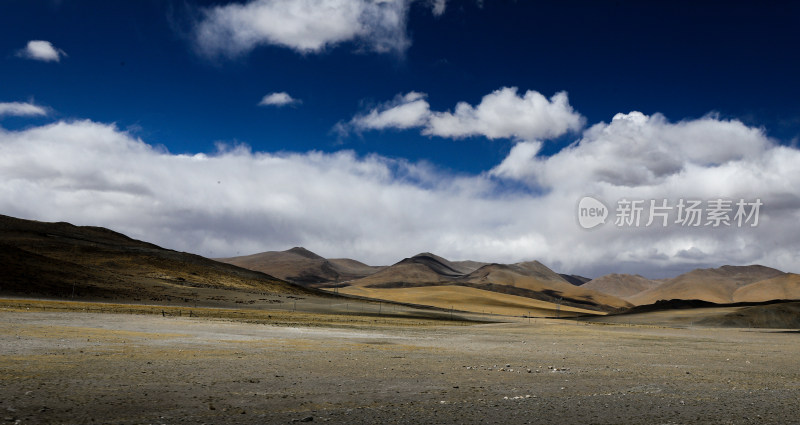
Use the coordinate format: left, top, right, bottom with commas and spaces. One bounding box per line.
2, 213, 799, 319
220, 247, 800, 312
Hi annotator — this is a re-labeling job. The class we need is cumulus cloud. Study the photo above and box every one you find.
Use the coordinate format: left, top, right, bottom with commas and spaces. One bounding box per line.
0, 102, 48, 117
346, 87, 584, 141
489, 111, 800, 276
349, 92, 431, 131
1, 110, 799, 277
495, 111, 772, 188
17, 40, 66, 62
425, 88, 584, 140
193, 0, 418, 57
258, 92, 301, 107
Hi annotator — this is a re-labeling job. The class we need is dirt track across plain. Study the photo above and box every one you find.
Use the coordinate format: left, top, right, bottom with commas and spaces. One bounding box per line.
1, 309, 798, 424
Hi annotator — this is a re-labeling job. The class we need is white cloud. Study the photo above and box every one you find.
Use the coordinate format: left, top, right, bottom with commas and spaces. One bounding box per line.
193, 0, 415, 57
503, 111, 771, 189
489, 111, 800, 276
1, 110, 799, 278
425, 88, 584, 141
17, 40, 66, 62
349, 92, 431, 131
259, 92, 301, 107
430, 0, 446, 16
346, 87, 584, 142
0, 102, 48, 117
490, 140, 542, 180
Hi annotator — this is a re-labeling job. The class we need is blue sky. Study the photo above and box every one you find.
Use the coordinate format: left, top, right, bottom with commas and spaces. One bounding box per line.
1, 0, 799, 276
3, 1, 798, 168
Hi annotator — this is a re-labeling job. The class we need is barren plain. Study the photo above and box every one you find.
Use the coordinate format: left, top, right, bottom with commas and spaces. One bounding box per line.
2, 305, 798, 424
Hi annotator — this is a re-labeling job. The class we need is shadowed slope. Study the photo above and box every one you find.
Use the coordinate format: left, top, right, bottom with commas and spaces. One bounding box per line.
336, 285, 603, 318
0, 214, 311, 301
584, 299, 800, 329
560, 274, 591, 286
698, 301, 800, 328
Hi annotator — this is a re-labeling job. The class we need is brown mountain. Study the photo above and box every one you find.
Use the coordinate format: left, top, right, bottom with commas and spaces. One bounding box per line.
451, 259, 490, 274
343, 253, 630, 312
0, 214, 311, 303
733, 273, 800, 302
461, 263, 632, 310
627, 265, 786, 305
345, 252, 469, 288
217, 247, 384, 286
582, 274, 662, 299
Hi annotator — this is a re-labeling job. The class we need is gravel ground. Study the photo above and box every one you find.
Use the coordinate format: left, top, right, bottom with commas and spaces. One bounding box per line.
1, 310, 798, 424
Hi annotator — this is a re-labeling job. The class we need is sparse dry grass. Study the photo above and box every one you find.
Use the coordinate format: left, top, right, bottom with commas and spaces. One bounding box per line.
0, 298, 478, 329
335, 285, 603, 317
1, 309, 798, 424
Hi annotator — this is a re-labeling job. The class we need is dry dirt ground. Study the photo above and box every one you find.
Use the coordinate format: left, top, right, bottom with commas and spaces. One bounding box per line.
1, 308, 799, 424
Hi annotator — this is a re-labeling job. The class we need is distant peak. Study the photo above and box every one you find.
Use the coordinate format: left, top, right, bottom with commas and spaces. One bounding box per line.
516, 260, 545, 267
285, 247, 324, 260
720, 264, 772, 271
410, 252, 454, 265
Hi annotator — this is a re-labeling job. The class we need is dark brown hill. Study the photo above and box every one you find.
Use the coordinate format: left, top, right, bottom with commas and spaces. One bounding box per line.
0, 214, 311, 303
218, 248, 383, 286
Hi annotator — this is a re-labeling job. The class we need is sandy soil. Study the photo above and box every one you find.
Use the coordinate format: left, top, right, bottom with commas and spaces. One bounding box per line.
1, 309, 799, 424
